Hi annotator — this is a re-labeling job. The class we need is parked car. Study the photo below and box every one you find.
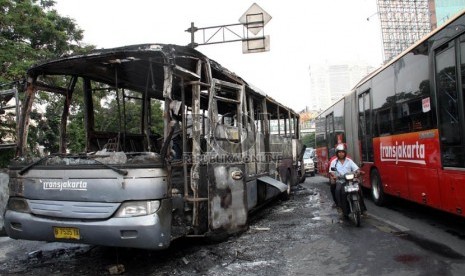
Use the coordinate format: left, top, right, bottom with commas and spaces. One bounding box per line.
306, 148, 318, 174
303, 150, 315, 176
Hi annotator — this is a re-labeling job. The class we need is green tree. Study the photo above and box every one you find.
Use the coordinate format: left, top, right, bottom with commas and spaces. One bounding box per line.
301, 133, 315, 149
34, 91, 62, 153
0, 0, 90, 82
0, 0, 92, 166
93, 89, 164, 136
67, 95, 86, 153
150, 100, 164, 136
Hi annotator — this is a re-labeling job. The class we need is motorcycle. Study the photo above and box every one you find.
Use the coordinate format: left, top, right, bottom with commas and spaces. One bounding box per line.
331, 168, 363, 227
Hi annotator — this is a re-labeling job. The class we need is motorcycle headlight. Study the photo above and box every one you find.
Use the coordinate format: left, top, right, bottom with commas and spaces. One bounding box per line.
345, 173, 355, 180
114, 200, 160, 218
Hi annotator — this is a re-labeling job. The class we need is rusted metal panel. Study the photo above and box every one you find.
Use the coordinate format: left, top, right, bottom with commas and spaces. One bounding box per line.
208, 164, 247, 232
257, 176, 285, 200
189, 60, 203, 228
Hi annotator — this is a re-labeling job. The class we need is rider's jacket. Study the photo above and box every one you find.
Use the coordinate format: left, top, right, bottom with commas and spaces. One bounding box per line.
329, 157, 359, 176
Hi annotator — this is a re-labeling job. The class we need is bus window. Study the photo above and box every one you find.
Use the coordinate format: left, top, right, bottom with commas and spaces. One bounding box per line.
315, 133, 325, 148
436, 41, 464, 167
326, 113, 335, 158
358, 91, 373, 162
375, 107, 393, 136
333, 100, 345, 145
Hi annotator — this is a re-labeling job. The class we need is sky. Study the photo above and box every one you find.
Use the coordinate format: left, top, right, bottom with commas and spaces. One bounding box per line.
53, 0, 383, 112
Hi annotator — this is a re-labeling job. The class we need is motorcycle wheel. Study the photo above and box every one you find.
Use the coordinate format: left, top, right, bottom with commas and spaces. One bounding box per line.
350, 198, 361, 227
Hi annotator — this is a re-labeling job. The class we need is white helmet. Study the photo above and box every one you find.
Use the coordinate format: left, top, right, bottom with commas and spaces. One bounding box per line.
335, 143, 346, 153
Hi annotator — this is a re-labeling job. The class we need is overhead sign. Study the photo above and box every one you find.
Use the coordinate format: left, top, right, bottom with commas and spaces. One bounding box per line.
242, 35, 270, 54
239, 3, 272, 35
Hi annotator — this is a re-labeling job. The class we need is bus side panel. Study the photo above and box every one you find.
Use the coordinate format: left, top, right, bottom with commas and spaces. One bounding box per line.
360, 162, 374, 189
282, 137, 293, 158
268, 135, 284, 176
315, 146, 329, 177
246, 179, 258, 210
407, 167, 440, 208
208, 164, 248, 233
451, 173, 465, 215
344, 92, 360, 164
315, 115, 328, 176
256, 132, 267, 173
373, 130, 442, 205
270, 134, 293, 178
378, 164, 409, 198
439, 171, 465, 215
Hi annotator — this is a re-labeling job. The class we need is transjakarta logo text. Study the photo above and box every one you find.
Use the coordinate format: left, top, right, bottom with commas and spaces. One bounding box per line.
380, 141, 426, 165
41, 179, 88, 191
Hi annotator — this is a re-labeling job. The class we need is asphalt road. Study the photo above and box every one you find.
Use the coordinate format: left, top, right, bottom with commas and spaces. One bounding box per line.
1, 175, 465, 275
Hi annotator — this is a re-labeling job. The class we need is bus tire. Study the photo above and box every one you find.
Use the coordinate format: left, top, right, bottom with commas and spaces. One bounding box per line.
298, 170, 306, 183
298, 161, 306, 183
371, 169, 387, 206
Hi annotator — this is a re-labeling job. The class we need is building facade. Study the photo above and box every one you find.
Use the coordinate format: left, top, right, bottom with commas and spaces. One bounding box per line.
377, 0, 465, 62
308, 63, 374, 111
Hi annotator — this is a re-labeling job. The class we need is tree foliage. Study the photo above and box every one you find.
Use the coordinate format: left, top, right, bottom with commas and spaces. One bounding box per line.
0, 0, 91, 83
0, 1, 164, 164
0, 0, 91, 166
93, 89, 164, 137
301, 133, 315, 149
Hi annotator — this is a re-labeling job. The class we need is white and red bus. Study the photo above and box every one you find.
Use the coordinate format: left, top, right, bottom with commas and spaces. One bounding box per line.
315, 10, 465, 217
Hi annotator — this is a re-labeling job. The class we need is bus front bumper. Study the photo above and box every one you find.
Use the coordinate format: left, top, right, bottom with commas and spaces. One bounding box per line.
3, 199, 173, 250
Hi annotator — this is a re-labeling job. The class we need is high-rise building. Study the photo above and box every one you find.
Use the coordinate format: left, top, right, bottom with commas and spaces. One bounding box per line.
309, 63, 375, 111
310, 1, 465, 111
377, 0, 465, 62
308, 64, 331, 111
377, 0, 431, 62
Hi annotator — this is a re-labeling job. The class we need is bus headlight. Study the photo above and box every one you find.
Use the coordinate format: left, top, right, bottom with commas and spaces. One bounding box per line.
7, 197, 31, 213
114, 200, 161, 218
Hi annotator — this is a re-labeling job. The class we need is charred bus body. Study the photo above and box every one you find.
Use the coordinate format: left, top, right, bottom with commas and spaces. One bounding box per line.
4, 44, 304, 249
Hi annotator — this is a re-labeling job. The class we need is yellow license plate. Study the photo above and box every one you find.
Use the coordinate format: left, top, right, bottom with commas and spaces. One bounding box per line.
53, 227, 80, 240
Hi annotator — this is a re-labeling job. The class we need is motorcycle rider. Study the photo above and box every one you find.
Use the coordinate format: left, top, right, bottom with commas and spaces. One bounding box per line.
328, 143, 367, 217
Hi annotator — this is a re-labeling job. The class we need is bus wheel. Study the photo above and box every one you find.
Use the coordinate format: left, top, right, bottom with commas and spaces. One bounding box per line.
298, 164, 306, 183
371, 169, 386, 206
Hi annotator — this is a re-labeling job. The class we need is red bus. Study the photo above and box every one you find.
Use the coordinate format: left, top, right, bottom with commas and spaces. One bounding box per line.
315, 10, 465, 217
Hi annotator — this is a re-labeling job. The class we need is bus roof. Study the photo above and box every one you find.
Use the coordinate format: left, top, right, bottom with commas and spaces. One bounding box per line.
27, 43, 298, 116
353, 8, 465, 90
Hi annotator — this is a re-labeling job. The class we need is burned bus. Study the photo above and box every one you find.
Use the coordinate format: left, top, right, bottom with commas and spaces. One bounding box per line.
3, 44, 305, 249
